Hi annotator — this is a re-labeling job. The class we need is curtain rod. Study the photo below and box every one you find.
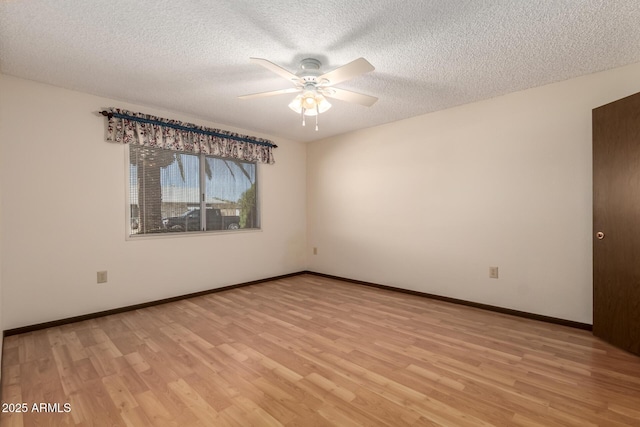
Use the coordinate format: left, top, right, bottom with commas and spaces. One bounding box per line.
99, 111, 277, 148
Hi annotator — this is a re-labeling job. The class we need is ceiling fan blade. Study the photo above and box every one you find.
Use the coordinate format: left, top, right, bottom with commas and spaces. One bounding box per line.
250, 58, 302, 84
239, 87, 301, 100
321, 87, 378, 107
317, 57, 375, 86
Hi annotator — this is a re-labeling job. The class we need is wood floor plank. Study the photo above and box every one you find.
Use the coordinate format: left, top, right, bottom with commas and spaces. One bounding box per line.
133, 389, 179, 427
2, 274, 640, 426
167, 377, 234, 427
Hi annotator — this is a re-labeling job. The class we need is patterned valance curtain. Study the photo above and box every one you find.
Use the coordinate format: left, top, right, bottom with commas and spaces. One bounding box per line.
103, 108, 276, 164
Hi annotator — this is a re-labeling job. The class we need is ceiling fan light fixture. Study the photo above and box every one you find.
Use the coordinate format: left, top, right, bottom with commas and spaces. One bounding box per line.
288, 93, 331, 117
288, 93, 332, 131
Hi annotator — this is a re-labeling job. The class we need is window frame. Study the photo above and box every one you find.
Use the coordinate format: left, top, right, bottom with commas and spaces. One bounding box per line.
124, 146, 261, 239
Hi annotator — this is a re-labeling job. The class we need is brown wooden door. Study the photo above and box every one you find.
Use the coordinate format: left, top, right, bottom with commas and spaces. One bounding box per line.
593, 91, 640, 356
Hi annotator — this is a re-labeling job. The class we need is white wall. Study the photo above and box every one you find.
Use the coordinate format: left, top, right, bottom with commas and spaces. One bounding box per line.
307, 62, 640, 324
0, 75, 307, 330
0, 97, 3, 372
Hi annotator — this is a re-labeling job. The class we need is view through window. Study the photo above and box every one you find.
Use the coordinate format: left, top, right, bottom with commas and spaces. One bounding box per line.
129, 146, 258, 235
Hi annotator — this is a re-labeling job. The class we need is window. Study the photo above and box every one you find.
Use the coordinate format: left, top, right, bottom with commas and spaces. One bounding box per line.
129, 145, 258, 235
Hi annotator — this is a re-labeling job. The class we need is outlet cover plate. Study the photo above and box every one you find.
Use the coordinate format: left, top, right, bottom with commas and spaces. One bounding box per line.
97, 271, 108, 283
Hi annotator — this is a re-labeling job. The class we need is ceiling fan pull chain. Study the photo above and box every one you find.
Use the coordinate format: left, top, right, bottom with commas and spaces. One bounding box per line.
302, 107, 306, 126
315, 105, 319, 131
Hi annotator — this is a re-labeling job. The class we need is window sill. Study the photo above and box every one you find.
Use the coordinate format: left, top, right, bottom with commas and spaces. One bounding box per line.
125, 228, 262, 241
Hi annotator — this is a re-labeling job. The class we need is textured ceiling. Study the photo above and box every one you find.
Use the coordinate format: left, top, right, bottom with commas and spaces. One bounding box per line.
1, 1, 640, 143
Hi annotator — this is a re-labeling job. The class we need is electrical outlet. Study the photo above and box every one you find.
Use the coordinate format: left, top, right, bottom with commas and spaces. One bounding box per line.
313, 247, 318, 255
489, 267, 499, 279
97, 271, 108, 284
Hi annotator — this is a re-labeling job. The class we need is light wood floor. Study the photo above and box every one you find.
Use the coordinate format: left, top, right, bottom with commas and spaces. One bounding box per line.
2, 274, 640, 426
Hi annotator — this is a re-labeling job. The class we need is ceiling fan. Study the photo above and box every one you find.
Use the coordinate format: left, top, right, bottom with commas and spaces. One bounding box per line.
239, 57, 377, 130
